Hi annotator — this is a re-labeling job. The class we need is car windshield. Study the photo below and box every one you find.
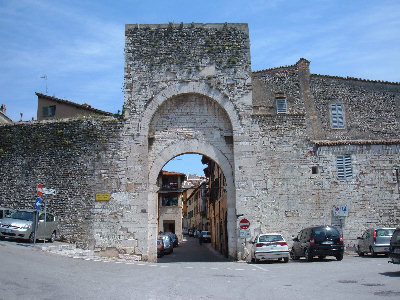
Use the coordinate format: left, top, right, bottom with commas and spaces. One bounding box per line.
258, 235, 283, 242
202, 231, 210, 235
312, 227, 340, 241
376, 229, 395, 236
9, 211, 34, 221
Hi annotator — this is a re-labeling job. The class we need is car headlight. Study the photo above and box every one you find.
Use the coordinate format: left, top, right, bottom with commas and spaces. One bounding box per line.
20, 224, 32, 229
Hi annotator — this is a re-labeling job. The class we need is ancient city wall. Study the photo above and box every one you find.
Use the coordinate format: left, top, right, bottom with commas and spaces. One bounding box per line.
0, 118, 125, 250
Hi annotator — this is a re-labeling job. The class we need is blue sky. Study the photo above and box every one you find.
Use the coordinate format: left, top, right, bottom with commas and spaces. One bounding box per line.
1, 0, 399, 175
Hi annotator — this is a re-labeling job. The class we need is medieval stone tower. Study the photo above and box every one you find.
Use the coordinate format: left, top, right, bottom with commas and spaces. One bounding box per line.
123, 23, 256, 260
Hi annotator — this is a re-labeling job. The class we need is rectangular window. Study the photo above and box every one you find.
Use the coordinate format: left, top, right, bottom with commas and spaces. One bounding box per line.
162, 196, 178, 206
276, 98, 287, 114
330, 104, 344, 128
42, 105, 56, 117
336, 155, 353, 180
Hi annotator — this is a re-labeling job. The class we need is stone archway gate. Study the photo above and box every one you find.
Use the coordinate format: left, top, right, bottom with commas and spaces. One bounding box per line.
121, 23, 255, 261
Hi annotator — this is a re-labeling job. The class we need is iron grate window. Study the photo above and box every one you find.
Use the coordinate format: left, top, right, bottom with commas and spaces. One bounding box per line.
276, 98, 287, 114
330, 104, 344, 128
336, 154, 353, 180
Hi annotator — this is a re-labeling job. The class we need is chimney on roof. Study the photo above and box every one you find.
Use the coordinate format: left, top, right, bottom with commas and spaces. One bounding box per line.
0, 104, 5, 113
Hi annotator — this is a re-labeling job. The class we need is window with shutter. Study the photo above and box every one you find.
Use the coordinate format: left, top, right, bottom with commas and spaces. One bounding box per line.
336, 154, 353, 180
276, 98, 287, 114
330, 104, 345, 128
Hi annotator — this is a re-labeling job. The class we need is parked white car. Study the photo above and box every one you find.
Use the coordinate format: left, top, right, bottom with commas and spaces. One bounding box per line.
251, 233, 289, 263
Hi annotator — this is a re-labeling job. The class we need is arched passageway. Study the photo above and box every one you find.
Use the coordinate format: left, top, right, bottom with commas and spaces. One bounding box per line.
155, 154, 230, 261
145, 92, 237, 262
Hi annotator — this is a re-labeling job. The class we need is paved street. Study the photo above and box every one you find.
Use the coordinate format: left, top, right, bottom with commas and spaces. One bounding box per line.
0, 237, 400, 300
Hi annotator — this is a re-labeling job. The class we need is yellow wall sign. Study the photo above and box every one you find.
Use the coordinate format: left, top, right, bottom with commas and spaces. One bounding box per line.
95, 193, 111, 201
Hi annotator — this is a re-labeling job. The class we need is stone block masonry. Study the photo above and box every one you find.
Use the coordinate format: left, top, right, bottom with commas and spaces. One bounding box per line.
1, 23, 400, 261
0, 117, 125, 251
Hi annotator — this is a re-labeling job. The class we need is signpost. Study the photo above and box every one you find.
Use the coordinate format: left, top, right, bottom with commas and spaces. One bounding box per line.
33, 184, 43, 246
239, 218, 251, 250
239, 218, 250, 229
34, 184, 56, 245
332, 205, 348, 217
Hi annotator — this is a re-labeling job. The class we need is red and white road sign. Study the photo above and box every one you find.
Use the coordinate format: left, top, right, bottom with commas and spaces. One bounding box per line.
239, 218, 250, 229
37, 184, 43, 197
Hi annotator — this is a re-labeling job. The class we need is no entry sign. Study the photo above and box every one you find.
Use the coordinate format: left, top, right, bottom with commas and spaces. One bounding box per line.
239, 218, 250, 229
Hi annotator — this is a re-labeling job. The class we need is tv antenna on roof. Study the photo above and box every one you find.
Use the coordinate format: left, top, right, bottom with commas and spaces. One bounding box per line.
40, 74, 48, 94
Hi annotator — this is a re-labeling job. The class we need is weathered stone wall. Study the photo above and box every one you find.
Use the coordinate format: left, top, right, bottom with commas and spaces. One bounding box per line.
310, 75, 400, 140
245, 60, 400, 253
315, 143, 400, 247
0, 117, 124, 249
124, 23, 255, 260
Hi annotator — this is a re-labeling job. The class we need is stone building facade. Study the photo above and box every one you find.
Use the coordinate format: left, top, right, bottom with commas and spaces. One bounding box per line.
0, 23, 399, 261
156, 170, 186, 240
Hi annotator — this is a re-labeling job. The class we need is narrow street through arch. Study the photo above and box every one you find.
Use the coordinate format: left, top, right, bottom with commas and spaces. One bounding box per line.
156, 153, 231, 262
158, 234, 230, 263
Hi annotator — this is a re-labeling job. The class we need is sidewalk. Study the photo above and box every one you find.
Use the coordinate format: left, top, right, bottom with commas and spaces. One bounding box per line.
37, 241, 142, 262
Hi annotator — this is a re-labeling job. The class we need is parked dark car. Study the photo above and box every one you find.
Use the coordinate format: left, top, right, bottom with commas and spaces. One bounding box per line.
159, 234, 173, 254
290, 225, 344, 261
357, 228, 395, 257
389, 228, 400, 264
157, 237, 164, 257
188, 229, 194, 237
164, 232, 178, 247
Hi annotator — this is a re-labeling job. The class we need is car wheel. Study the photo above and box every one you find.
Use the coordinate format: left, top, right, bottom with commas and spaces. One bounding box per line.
254, 258, 259, 264
283, 257, 289, 263
371, 248, 377, 257
304, 248, 313, 261
49, 231, 56, 243
29, 232, 35, 243
336, 253, 343, 261
0, 235, 5, 241
290, 249, 299, 260
357, 246, 364, 256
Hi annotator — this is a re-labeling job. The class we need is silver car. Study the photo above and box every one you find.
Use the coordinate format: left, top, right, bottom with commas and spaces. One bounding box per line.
0, 207, 14, 219
357, 228, 396, 257
0, 209, 57, 243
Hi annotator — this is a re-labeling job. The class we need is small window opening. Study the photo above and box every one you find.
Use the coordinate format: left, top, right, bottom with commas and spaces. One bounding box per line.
311, 166, 318, 174
276, 98, 287, 114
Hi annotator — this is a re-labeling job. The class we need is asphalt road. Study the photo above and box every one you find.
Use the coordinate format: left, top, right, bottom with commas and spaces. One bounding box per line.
1, 237, 400, 300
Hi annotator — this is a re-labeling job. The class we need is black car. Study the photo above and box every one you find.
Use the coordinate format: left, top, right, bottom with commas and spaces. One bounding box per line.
290, 225, 344, 261
389, 228, 400, 264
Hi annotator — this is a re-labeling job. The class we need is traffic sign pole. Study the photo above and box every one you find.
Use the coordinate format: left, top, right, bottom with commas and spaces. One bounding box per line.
239, 218, 251, 247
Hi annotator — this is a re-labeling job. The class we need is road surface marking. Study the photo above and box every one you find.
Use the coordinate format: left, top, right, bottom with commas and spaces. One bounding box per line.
252, 264, 269, 271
